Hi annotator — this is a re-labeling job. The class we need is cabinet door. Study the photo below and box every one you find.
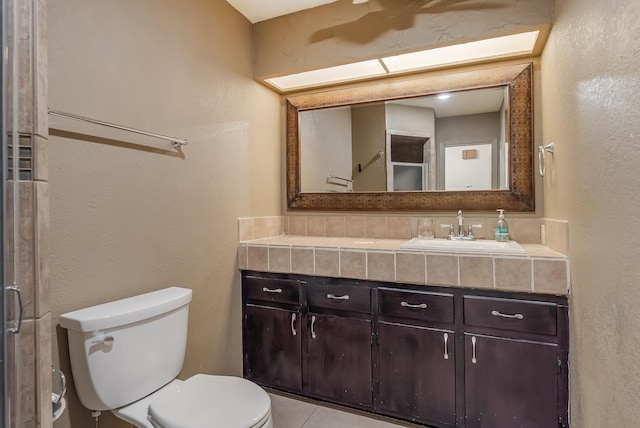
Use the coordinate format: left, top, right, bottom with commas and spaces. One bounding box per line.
305, 313, 373, 408
378, 322, 456, 427
244, 304, 302, 391
464, 333, 559, 428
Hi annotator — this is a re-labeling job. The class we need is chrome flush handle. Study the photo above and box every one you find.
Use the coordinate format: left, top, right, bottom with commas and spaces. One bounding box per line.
92, 335, 115, 346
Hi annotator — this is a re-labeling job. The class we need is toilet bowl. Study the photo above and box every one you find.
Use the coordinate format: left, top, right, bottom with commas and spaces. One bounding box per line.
115, 375, 273, 428
60, 287, 272, 428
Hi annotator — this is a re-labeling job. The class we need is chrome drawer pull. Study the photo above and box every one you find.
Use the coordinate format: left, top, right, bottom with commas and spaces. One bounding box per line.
471, 336, 477, 364
443, 333, 449, 360
262, 287, 283, 294
291, 313, 297, 336
401, 301, 427, 309
326, 294, 349, 300
491, 310, 524, 320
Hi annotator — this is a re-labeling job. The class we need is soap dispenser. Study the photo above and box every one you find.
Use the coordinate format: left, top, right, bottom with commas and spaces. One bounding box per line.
495, 209, 509, 242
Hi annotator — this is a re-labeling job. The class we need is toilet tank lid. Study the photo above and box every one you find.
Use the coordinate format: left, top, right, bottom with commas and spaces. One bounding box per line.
60, 287, 192, 332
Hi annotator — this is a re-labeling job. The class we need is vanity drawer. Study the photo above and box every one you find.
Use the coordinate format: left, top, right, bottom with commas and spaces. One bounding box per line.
307, 283, 371, 314
464, 295, 557, 336
243, 275, 301, 305
378, 288, 454, 324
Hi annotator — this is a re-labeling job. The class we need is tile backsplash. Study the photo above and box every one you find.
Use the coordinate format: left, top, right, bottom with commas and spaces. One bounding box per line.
238, 216, 285, 241
239, 215, 569, 252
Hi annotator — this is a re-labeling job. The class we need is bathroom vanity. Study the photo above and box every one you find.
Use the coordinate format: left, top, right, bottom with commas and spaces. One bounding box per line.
241, 271, 569, 428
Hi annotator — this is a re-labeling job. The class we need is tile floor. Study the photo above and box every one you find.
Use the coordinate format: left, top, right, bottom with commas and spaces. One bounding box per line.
269, 392, 425, 428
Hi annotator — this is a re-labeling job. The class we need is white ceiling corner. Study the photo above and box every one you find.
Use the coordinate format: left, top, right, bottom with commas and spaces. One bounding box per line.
226, 0, 339, 23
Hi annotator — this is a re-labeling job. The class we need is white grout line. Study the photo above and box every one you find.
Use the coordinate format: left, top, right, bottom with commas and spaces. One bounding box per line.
300, 404, 319, 428
492, 257, 497, 289
312, 247, 316, 275
531, 257, 535, 292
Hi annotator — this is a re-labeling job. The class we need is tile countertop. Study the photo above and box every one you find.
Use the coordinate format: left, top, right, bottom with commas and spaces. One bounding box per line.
238, 236, 570, 296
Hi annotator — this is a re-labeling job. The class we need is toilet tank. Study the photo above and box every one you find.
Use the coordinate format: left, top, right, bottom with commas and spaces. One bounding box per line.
60, 287, 192, 411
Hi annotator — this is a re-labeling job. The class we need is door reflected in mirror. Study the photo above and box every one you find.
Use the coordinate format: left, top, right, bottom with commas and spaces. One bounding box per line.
299, 87, 509, 193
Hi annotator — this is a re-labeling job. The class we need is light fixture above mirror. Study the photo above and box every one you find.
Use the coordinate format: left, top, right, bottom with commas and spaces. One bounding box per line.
265, 30, 541, 92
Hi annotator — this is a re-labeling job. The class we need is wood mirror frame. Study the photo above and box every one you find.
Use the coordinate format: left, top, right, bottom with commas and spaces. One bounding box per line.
286, 63, 534, 212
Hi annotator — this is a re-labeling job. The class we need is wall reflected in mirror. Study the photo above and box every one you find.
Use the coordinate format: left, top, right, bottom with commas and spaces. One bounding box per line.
300, 86, 509, 193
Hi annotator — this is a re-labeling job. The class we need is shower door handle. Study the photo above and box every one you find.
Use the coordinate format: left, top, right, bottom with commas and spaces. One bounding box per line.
7, 285, 24, 334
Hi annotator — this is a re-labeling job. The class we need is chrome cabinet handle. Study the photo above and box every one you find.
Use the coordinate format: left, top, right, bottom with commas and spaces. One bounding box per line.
444, 333, 449, 360
311, 315, 317, 339
326, 294, 349, 300
7, 285, 24, 334
291, 313, 297, 336
401, 301, 427, 309
471, 336, 477, 364
262, 287, 282, 294
491, 310, 524, 320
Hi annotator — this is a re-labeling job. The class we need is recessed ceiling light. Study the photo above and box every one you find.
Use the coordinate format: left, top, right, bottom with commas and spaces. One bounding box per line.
265, 59, 386, 91
381, 31, 539, 73
437, 93, 451, 100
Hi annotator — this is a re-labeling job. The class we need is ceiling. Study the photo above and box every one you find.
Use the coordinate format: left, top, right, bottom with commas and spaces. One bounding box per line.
389, 87, 507, 118
226, 0, 341, 23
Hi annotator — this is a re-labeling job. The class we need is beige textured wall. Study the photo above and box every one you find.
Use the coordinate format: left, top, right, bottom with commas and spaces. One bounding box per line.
352, 104, 386, 191
48, 1, 281, 427
253, 0, 553, 79
300, 107, 352, 192
541, 0, 640, 426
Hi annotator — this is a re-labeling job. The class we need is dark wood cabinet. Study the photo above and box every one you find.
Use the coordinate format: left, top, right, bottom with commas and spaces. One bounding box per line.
241, 271, 568, 428
464, 333, 559, 428
244, 305, 302, 391
378, 322, 456, 426
462, 295, 567, 428
242, 275, 303, 392
306, 313, 373, 407
304, 279, 374, 407
377, 287, 457, 426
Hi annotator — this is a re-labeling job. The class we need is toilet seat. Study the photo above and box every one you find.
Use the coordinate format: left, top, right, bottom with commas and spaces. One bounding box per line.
147, 374, 272, 428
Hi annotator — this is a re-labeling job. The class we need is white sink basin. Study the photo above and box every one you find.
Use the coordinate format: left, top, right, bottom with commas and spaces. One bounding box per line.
400, 238, 526, 255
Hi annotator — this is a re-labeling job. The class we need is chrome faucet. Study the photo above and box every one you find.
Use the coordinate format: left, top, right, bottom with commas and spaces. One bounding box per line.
441, 210, 482, 241
457, 210, 464, 237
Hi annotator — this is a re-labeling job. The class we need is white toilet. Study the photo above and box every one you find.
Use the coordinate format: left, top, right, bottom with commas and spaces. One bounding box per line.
60, 287, 273, 428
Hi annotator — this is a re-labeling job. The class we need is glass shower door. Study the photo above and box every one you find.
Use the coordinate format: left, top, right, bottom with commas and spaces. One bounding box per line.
3, 0, 24, 425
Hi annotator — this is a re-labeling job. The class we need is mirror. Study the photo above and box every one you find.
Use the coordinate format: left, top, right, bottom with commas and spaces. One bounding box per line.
286, 63, 534, 212
299, 86, 509, 193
